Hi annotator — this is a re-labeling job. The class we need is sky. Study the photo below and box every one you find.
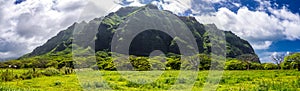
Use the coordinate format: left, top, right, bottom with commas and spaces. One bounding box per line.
0, 0, 299, 63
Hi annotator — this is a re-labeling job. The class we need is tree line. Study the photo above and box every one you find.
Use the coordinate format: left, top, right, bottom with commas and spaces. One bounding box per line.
1, 51, 300, 71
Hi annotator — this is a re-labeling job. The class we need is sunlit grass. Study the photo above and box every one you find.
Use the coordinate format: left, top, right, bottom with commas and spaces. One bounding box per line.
1, 70, 300, 91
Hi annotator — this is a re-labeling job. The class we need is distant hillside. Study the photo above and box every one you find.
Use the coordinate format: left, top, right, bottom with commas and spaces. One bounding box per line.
24, 4, 260, 63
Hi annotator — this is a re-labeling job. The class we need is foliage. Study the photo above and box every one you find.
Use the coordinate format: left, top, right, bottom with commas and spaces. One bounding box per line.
2, 52, 299, 71
262, 63, 278, 70
130, 56, 151, 71
0, 68, 73, 82
42, 68, 61, 76
20, 69, 42, 80
225, 59, 247, 70
1, 70, 300, 91
0, 69, 16, 81
198, 54, 212, 70
166, 57, 181, 70
284, 53, 300, 70
0, 86, 27, 91
148, 56, 166, 70
250, 62, 263, 70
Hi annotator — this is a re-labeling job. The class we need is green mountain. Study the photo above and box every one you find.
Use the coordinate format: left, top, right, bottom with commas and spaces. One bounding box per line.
24, 5, 260, 63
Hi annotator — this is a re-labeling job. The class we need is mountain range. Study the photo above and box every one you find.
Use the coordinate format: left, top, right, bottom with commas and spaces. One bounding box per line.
23, 4, 260, 63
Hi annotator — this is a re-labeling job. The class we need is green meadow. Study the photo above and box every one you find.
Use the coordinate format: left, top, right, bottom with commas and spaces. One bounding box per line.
1, 69, 300, 91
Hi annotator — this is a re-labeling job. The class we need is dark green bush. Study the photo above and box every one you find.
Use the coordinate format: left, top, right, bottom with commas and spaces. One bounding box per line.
262, 63, 277, 70
54, 81, 62, 86
0, 69, 15, 81
60, 67, 74, 75
20, 69, 42, 80
225, 59, 247, 70
42, 68, 60, 76
166, 58, 181, 70
250, 62, 263, 70
130, 57, 151, 71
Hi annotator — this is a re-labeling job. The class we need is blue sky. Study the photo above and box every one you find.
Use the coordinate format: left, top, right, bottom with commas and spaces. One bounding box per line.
0, 0, 299, 63
213, 0, 300, 62
14, 0, 26, 4
201, 0, 300, 62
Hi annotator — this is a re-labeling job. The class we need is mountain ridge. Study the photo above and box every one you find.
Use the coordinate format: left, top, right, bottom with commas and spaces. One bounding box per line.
23, 4, 260, 63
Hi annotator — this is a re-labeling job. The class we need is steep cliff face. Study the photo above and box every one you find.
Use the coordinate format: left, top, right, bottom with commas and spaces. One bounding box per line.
25, 5, 259, 62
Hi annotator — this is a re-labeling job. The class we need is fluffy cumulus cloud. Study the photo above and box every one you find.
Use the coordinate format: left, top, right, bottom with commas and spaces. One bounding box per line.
195, 1, 300, 50
192, 0, 300, 62
119, 0, 215, 16
0, 0, 124, 60
0, 0, 87, 60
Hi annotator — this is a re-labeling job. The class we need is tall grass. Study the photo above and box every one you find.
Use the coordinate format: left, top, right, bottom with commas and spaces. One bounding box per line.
1, 69, 300, 91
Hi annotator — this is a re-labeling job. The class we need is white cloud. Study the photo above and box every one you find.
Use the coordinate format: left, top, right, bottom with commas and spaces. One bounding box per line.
193, 0, 300, 62
269, 7, 300, 40
120, 0, 215, 15
79, 0, 121, 21
147, 0, 193, 15
251, 41, 272, 50
195, 5, 300, 50
0, 0, 87, 59
0, 0, 125, 59
232, 2, 241, 7
124, 0, 145, 6
203, 0, 226, 3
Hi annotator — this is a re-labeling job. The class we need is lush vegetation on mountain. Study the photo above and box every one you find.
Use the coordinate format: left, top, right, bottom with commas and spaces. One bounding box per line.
24, 5, 258, 61
0, 5, 263, 71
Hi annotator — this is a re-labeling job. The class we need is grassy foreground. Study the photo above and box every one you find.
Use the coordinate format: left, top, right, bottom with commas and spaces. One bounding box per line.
1, 70, 300, 91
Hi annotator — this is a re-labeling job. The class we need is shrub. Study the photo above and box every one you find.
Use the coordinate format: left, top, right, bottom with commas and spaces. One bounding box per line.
94, 81, 107, 88
166, 58, 181, 70
42, 68, 61, 76
198, 54, 211, 70
225, 59, 247, 70
250, 62, 263, 70
149, 57, 166, 70
125, 81, 140, 87
60, 67, 74, 75
20, 69, 42, 80
0, 86, 27, 91
262, 63, 277, 70
130, 57, 151, 71
54, 81, 62, 86
0, 69, 15, 81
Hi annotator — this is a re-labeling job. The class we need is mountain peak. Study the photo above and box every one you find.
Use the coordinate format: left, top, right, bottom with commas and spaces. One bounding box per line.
24, 5, 259, 63
145, 4, 159, 9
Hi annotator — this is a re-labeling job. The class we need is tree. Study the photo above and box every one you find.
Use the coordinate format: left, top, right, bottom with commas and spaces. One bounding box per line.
271, 52, 285, 69
197, 54, 211, 70
262, 63, 277, 70
250, 62, 263, 70
284, 53, 300, 71
166, 57, 181, 70
130, 57, 151, 71
237, 54, 260, 70
148, 56, 166, 70
225, 59, 247, 70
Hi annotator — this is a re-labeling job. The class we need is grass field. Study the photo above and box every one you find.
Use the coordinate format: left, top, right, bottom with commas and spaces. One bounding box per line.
1, 70, 300, 91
